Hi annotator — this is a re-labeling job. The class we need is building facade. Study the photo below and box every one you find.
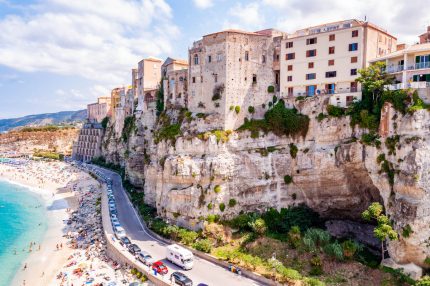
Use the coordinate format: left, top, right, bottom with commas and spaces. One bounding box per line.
72, 122, 104, 162
87, 96, 112, 123
188, 29, 284, 130
419, 26, 430, 44
136, 58, 162, 112
280, 19, 397, 107
162, 58, 189, 108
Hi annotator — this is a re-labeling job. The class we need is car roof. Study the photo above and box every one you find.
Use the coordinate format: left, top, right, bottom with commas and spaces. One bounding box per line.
153, 261, 164, 266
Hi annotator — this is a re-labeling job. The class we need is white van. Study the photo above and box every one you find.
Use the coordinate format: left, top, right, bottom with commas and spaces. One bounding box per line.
166, 244, 194, 270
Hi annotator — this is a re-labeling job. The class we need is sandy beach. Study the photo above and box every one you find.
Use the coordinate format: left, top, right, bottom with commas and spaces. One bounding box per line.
1, 160, 151, 286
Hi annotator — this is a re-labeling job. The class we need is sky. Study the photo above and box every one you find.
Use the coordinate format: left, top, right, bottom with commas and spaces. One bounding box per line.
0, 0, 429, 118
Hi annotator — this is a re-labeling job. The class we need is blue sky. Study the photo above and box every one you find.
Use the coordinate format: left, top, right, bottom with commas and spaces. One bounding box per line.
0, 0, 429, 118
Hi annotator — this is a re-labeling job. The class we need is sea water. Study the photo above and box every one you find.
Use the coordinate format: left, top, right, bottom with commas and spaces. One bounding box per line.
0, 180, 47, 286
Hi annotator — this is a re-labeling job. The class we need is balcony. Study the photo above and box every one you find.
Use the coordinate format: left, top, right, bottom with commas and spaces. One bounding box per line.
384, 65, 404, 73
406, 62, 430, 70
386, 82, 430, 90
289, 87, 361, 97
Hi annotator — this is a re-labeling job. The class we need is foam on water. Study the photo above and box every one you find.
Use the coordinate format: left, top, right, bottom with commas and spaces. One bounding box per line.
0, 179, 47, 286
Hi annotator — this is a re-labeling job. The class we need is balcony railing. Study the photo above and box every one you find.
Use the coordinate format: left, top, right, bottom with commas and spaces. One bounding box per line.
289, 87, 361, 97
384, 65, 404, 73
386, 82, 430, 90
405, 62, 430, 70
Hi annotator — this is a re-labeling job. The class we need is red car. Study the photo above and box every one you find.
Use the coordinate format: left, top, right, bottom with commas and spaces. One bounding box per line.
152, 261, 168, 275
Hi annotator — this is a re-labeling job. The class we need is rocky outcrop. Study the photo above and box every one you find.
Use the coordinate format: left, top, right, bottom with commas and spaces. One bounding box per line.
101, 95, 430, 270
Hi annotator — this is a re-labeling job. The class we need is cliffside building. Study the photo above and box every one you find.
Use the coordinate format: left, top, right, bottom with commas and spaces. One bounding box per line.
136, 57, 162, 113
87, 96, 112, 123
188, 29, 285, 130
71, 121, 104, 162
280, 19, 397, 107
162, 58, 189, 108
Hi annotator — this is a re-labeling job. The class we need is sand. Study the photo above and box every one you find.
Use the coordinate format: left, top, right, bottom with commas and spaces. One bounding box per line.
0, 161, 98, 286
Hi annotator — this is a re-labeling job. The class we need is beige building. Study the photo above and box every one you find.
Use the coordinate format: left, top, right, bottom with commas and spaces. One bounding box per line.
87, 96, 111, 123
188, 29, 284, 130
136, 57, 162, 112
110, 87, 125, 121
280, 19, 397, 107
419, 26, 430, 44
371, 41, 430, 101
162, 58, 189, 108
72, 122, 104, 162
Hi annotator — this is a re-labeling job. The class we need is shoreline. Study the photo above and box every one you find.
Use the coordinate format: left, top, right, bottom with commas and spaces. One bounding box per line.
0, 161, 86, 286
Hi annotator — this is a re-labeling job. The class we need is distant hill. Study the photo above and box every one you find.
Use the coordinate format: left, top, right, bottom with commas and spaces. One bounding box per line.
0, 110, 87, 132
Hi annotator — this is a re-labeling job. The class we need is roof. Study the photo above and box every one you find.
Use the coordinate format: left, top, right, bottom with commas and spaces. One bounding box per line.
162, 57, 188, 67
203, 28, 271, 38
143, 57, 162, 63
369, 42, 430, 62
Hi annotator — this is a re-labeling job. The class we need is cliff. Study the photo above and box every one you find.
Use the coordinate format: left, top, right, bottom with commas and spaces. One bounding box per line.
101, 94, 430, 270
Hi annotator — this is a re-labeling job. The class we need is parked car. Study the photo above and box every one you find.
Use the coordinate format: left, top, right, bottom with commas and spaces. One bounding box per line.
170, 272, 193, 286
119, 236, 131, 247
114, 226, 126, 239
137, 251, 154, 266
152, 261, 168, 275
127, 244, 141, 255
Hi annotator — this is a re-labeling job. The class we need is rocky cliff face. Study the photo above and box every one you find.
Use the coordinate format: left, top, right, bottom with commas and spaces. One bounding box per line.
101, 95, 430, 269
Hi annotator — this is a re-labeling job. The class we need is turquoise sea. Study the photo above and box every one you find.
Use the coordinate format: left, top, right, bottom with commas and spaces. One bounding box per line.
0, 180, 47, 286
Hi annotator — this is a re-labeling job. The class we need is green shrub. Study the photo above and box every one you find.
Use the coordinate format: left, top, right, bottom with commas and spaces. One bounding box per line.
304, 277, 325, 286
214, 185, 221, 193
122, 115, 136, 142
193, 239, 212, 253
376, 153, 386, 164
316, 113, 327, 122
206, 214, 220, 223
303, 228, 331, 252
287, 226, 302, 249
407, 91, 430, 113
327, 105, 345, 117
267, 85, 275, 93
219, 203, 226, 212
284, 175, 293, 184
154, 123, 181, 144
136, 271, 142, 279
229, 105, 234, 111
323, 241, 344, 261
360, 133, 381, 147
248, 106, 255, 114
309, 255, 324, 275
228, 198, 237, 208
207, 202, 213, 210
341, 239, 362, 259
235, 106, 241, 114
402, 224, 413, 238
385, 135, 400, 155
249, 218, 267, 236
130, 268, 137, 275
264, 101, 310, 138
289, 143, 298, 158
101, 117, 109, 129
178, 228, 198, 245
417, 276, 430, 286
225, 213, 256, 231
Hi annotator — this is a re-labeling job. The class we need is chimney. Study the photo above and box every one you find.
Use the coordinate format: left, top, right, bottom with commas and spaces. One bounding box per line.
396, 43, 406, 51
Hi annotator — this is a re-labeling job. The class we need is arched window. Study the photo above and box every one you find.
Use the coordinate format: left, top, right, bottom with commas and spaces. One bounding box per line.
194, 54, 199, 65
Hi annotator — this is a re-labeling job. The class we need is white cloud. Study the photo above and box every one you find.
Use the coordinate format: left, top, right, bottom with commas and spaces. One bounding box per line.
0, 0, 179, 89
193, 0, 213, 9
224, 2, 265, 31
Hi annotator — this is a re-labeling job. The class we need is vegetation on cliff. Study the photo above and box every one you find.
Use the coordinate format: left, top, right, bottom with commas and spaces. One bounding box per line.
122, 115, 137, 142
239, 100, 309, 138
33, 150, 64, 160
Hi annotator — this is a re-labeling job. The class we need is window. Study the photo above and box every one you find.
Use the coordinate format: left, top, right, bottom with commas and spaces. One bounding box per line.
214, 74, 218, 83
193, 54, 199, 65
326, 71, 337, 78
308, 62, 314, 69
352, 30, 359, 37
350, 69, 357, 76
288, 87, 294, 96
328, 59, 335, 66
329, 46, 335, 54
351, 56, 358, 63
285, 41, 293, 48
253, 74, 257, 84
306, 85, 317, 96
351, 82, 358, 92
245, 51, 249, 61
288, 65, 293, 71
349, 43, 358, 51
286, 53, 295, 60
287, 75, 293, 82
306, 37, 317, 45
217, 54, 222, 62
262, 55, 266, 63
192, 77, 196, 83
201, 76, 203, 83
208, 55, 212, 63
306, 49, 317, 57
306, 73, 316, 80
329, 34, 335, 41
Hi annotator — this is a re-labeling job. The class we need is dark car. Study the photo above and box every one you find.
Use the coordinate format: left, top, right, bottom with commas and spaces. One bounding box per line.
119, 236, 131, 247
127, 243, 141, 255
170, 271, 193, 286
152, 261, 168, 275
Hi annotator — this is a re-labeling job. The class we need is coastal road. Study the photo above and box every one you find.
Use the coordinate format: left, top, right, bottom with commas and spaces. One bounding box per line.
91, 165, 264, 286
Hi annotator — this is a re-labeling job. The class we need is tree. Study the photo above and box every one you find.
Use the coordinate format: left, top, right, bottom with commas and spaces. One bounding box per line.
356, 62, 392, 103
156, 79, 164, 116
362, 202, 398, 260
249, 218, 267, 236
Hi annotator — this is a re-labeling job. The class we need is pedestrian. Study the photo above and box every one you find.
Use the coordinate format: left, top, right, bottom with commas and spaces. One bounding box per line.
23, 263, 27, 270
56, 244, 59, 250
38, 244, 41, 251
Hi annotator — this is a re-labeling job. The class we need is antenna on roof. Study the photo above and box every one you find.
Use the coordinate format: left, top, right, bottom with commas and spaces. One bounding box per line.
364, 15, 367, 22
